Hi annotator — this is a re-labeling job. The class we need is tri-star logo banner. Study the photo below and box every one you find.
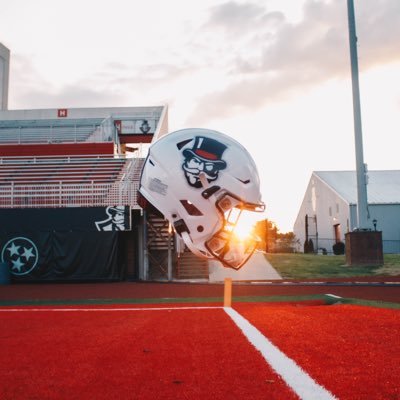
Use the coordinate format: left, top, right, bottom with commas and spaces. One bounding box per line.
0, 207, 130, 281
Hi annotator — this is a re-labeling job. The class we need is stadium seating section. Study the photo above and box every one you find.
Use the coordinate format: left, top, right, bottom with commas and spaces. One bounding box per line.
0, 117, 141, 208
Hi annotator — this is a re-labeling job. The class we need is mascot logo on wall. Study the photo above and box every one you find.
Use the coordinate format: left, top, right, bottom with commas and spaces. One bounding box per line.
95, 206, 127, 231
1, 237, 39, 276
182, 136, 227, 188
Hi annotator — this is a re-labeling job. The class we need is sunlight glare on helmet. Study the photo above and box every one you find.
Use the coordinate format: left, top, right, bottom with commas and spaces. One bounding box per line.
225, 208, 259, 242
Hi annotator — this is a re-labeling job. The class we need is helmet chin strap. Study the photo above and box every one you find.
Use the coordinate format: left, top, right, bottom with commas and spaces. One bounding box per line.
199, 172, 209, 189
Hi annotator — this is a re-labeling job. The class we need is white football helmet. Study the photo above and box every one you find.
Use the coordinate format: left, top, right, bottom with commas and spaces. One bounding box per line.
138, 128, 265, 269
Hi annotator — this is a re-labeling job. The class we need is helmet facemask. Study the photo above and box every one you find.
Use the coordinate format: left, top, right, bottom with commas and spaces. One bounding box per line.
204, 192, 264, 269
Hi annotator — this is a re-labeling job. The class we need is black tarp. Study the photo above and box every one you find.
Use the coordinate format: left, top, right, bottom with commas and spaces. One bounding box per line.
0, 207, 127, 281
0, 206, 130, 231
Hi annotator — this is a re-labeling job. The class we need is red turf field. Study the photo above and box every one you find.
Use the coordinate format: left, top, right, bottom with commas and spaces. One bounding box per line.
1, 302, 399, 400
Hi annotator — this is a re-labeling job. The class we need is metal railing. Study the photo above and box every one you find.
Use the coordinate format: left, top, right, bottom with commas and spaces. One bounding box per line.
0, 155, 145, 209
0, 180, 141, 208
0, 153, 122, 164
0, 118, 114, 144
0, 126, 93, 143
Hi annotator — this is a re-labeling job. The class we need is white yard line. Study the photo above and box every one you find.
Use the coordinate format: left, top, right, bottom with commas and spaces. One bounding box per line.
224, 307, 338, 400
0, 306, 222, 312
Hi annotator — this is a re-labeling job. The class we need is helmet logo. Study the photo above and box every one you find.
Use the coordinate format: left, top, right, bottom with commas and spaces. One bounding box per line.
182, 136, 227, 188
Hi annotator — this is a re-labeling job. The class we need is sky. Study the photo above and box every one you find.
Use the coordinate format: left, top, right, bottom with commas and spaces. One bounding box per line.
1, 0, 399, 233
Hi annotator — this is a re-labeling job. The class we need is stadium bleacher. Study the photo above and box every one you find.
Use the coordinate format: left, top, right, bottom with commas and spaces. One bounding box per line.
0, 112, 146, 209
0, 155, 126, 184
0, 105, 173, 282
0, 154, 144, 208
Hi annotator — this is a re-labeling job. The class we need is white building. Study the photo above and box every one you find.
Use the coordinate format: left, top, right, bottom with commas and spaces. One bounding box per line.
293, 170, 400, 254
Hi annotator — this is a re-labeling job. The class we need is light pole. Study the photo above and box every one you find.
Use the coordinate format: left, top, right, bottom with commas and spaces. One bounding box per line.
345, 0, 383, 266
347, 0, 369, 229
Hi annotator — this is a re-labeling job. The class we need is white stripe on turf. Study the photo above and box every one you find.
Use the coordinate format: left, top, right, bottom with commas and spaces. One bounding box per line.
224, 307, 337, 400
0, 306, 222, 312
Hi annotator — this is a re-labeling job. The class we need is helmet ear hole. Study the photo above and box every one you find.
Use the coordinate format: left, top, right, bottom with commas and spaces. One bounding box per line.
197, 225, 204, 232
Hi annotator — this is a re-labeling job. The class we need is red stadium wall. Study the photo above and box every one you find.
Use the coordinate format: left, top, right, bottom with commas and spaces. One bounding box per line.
0, 142, 114, 157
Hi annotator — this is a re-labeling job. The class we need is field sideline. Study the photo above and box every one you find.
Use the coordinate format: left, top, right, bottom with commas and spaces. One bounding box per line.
1, 279, 400, 305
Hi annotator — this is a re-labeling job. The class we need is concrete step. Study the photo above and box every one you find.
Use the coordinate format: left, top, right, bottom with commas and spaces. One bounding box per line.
176, 252, 209, 279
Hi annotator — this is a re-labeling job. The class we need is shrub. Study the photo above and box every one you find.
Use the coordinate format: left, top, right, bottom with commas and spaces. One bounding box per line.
332, 241, 345, 255
304, 239, 314, 253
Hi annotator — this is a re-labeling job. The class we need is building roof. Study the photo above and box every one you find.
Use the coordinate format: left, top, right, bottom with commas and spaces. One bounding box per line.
314, 170, 400, 205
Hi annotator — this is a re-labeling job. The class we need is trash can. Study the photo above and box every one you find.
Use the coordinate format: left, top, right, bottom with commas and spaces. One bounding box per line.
0, 262, 11, 284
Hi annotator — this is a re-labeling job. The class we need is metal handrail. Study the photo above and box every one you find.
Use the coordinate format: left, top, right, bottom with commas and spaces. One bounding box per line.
0, 181, 141, 208
0, 156, 144, 209
0, 154, 124, 164
0, 124, 103, 144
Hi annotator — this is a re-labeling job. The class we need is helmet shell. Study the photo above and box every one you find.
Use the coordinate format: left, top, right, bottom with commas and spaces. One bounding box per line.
139, 128, 264, 265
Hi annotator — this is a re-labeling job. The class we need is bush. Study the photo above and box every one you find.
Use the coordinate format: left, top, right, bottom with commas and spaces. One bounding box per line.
332, 241, 345, 255
304, 238, 314, 253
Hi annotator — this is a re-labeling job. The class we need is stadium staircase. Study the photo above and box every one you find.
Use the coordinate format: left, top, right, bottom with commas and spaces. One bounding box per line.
146, 213, 175, 281
145, 212, 209, 280
105, 158, 143, 207
176, 249, 209, 280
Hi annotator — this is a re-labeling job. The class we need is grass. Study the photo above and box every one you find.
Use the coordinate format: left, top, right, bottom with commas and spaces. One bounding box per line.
264, 253, 400, 279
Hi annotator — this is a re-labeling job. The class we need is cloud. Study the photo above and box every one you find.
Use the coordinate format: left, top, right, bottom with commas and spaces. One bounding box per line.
355, 0, 400, 66
205, 1, 284, 35
7, 0, 400, 122
187, 0, 400, 125
12, 84, 127, 109
9, 54, 128, 108
9, 52, 195, 109
185, 71, 312, 125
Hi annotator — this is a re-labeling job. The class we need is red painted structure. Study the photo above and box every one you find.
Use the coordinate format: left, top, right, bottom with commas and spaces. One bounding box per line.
0, 142, 114, 157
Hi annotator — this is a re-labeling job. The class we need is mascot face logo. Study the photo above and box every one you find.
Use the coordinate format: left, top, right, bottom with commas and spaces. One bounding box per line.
1, 237, 39, 276
182, 136, 227, 188
139, 119, 151, 134
95, 206, 126, 231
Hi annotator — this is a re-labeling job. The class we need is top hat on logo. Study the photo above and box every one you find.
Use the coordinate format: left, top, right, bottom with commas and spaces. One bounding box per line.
183, 136, 227, 169
107, 206, 126, 215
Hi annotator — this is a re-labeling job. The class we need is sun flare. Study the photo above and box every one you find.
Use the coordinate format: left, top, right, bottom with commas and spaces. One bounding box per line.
228, 209, 261, 241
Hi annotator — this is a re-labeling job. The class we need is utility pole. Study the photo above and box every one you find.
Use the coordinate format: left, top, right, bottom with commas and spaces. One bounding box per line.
347, 0, 369, 229
345, 0, 383, 266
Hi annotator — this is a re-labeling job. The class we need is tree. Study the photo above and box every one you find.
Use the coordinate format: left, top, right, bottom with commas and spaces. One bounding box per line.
276, 231, 299, 253
254, 219, 298, 253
